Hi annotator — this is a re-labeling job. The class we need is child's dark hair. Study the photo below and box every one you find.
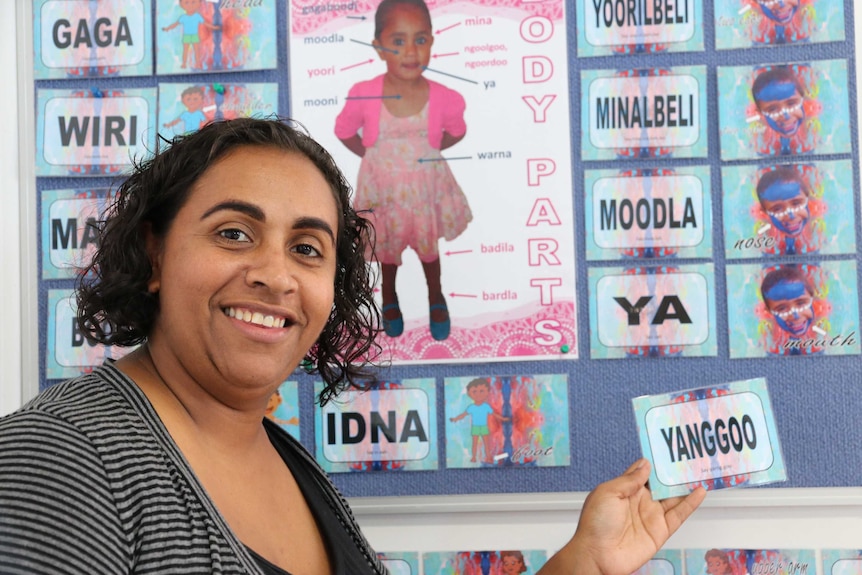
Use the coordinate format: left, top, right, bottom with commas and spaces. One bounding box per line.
756, 165, 809, 202
181, 85, 204, 98
75, 116, 381, 405
466, 377, 490, 390
752, 66, 806, 103
374, 0, 432, 38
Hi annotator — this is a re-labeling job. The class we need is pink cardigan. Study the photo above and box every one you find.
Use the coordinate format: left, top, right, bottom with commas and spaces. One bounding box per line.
334, 74, 466, 150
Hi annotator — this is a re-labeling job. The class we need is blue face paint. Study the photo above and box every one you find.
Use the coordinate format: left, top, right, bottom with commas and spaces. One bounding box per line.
764, 279, 806, 301
760, 1, 798, 24
755, 79, 798, 103
760, 180, 802, 202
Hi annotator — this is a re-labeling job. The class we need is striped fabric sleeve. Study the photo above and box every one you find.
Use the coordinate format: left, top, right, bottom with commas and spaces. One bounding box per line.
0, 411, 130, 575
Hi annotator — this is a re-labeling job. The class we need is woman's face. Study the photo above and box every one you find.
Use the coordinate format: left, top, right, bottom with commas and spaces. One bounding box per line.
145, 146, 338, 405
755, 80, 805, 137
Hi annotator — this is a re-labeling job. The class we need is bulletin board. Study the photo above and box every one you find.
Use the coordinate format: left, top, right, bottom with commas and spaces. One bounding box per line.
22, 0, 862, 499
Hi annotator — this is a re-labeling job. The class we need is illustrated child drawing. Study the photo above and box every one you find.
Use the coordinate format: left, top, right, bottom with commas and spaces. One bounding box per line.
162, 0, 220, 70
449, 378, 509, 463
704, 549, 734, 575
264, 389, 299, 428
334, 0, 472, 342
163, 86, 208, 134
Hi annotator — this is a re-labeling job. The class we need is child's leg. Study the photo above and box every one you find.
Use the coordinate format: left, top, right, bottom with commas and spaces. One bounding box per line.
182, 43, 191, 68
482, 435, 493, 463
381, 263, 400, 320
422, 258, 447, 322
471, 434, 479, 462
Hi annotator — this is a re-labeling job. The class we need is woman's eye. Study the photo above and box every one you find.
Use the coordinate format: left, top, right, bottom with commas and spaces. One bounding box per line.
293, 243, 322, 257
219, 229, 251, 242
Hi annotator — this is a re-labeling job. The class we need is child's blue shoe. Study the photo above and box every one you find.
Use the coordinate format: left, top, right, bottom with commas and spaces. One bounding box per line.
382, 303, 403, 337
429, 300, 450, 341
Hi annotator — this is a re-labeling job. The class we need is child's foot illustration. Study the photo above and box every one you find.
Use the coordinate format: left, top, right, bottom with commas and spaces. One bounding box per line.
429, 295, 450, 340
382, 301, 404, 337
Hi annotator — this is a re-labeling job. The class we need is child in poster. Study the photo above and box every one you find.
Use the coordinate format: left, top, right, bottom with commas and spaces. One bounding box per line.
723, 161, 856, 258
718, 60, 852, 160
335, 0, 472, 341
726, 261, 861, 358
714, 0, 845, 48
161, 0, 220, 70
449, 378, 510, 463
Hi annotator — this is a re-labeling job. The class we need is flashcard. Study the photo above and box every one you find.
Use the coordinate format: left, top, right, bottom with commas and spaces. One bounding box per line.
265, 380, 299, 440
685, 549, 814, 575
158, 82, 279, 136
575, 0, 704, 57
584, 166, 712, 260
632, 378, 786, 499
717, 59, 852, 160
46, 289, 135, 380
588, 264, 717, 359
378, 552, 420, 575
726, 261, 860, 358
40, 188, 113, 280
715, 0, 845, 50
723, 161, 857, 259
36, 87, 157, 177
423, 550, 547, 575
314, 379, 437, 473
288, 0, 578, 365
581, 66, 708, 161
34, 0, 153, 79
444, 375, 570, 469
156, 0, 277, 74
823, 551, 862, 575
632, 550, 683, 575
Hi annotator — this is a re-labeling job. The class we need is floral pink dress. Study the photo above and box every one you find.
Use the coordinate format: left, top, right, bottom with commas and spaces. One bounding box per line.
355, 103, 472, 265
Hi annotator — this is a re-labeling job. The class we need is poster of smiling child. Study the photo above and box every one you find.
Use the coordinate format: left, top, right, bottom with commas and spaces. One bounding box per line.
823, 550, 862, 575
423, 549, 547, 575
726, 261, 860, 358
288, 0, 577, 365
445, 374, 569, 469
714, 0, 844, 49
722, 161, 856, 259
156, 0, 277, 74
685, 549, 815, 575
158, 82, 279, 136
717, 59, 852, 160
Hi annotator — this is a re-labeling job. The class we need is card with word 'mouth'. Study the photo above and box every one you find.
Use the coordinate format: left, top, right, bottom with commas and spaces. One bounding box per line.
632, 378, 786, 499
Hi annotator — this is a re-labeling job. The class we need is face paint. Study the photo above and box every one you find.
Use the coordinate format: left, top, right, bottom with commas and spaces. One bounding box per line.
757, 0, 799, 24
755, 80, 806, 136
764, 279, 814, 336
759, 180, 809, 236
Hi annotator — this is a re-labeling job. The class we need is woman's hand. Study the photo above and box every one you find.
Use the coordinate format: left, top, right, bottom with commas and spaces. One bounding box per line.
539, 459, 706, 575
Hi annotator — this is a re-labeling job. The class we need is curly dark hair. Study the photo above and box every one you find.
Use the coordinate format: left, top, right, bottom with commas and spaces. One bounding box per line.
76, 117, 381, 404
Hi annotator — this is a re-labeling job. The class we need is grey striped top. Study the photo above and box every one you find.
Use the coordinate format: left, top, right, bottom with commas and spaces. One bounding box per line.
0, 364, 385, 575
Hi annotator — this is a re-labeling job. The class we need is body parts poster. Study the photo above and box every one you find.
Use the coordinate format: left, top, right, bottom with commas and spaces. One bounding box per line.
423, 550, 547, 575
723, 161, 857, 259
158, 82, 279, 136
265, 380, 300, 439
584, 166, 712, 261
685, 549, 814, 575
581, 65, 708, 161
715, 0, 845, 49
379, 552, 420, 575
726, 261, 860, 358
35, 87, 157, 176
444, 374, 570, 469
288, 0, 577, 364
717, 59, 852, 160
824, 551, 862, 575
46, 289, 134, 379
34, 0, 152, 79
632, 378, 786, 499
314, 379, 437, 473
588, 264, 717, 359
576, 0, 703, 57
40, 188, 113, 280
156, 0, 277, 74
633, 550, 683, 575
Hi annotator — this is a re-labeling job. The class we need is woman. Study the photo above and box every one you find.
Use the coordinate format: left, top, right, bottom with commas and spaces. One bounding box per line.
0, 118, 704, 574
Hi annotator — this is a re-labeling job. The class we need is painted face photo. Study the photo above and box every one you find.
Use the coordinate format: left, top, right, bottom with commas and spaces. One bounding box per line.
755, 0, 799, 23
756, 166, 809, 236
752, 67, 806, 137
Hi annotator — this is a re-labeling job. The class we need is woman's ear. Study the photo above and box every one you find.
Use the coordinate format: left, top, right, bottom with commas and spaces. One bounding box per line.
143, 222, 163, 294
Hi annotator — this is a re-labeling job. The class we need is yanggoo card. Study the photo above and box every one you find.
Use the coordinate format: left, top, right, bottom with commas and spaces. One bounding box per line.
632, 378, 786, 499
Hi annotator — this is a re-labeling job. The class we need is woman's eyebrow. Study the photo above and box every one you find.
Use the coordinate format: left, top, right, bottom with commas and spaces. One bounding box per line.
294, 217, 336, 244
201, 200, 265, 222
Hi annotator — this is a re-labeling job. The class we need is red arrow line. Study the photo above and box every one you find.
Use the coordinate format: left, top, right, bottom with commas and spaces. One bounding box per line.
340, 59, 374, 72
445, 249, 473, 256
433, 51, 459, 59
449, 292, 478, 298
435, 22, 462, 34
